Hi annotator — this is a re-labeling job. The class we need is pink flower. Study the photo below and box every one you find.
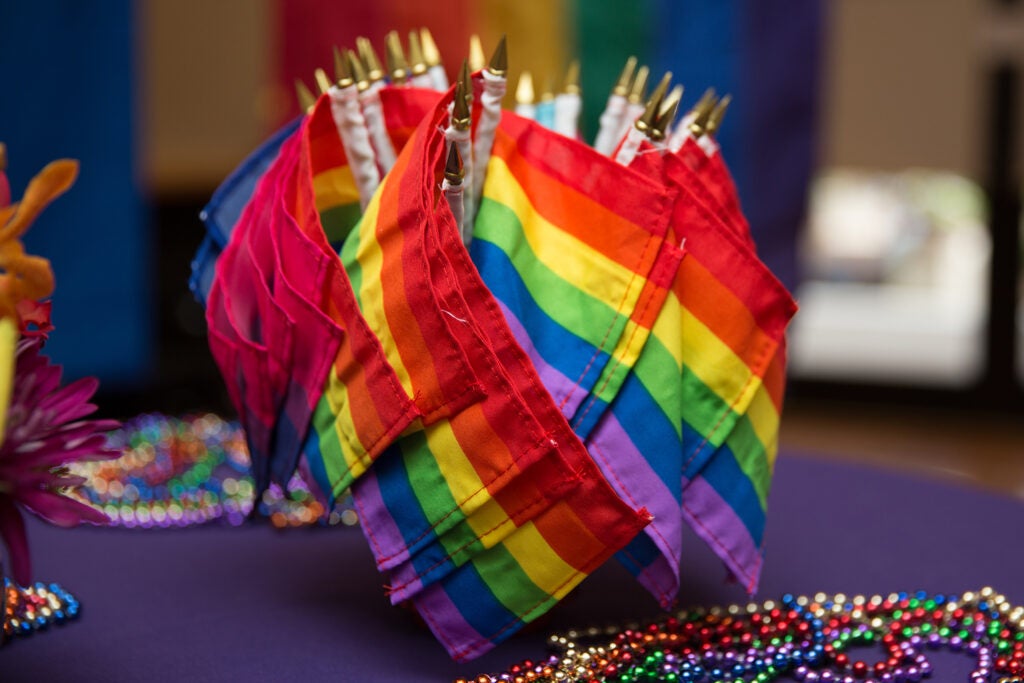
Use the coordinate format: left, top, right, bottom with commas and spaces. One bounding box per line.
0, 322, 119, 585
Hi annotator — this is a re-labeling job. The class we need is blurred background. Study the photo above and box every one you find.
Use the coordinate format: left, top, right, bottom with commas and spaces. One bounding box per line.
1, 1, 1022, 493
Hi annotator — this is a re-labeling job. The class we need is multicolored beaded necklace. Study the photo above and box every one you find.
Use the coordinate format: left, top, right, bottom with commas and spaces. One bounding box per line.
2, 580, 79, 644
465, 590, 1024, 683
69, 413, 357, 529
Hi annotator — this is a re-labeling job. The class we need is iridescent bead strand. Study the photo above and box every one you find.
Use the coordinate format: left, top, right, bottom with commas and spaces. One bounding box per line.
464, 589, 1024, 683
70, 413, 358, 529
2, 579, 80, 644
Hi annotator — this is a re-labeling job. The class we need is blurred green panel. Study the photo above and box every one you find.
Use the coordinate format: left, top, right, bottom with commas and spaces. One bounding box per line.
572, 0, 654, 143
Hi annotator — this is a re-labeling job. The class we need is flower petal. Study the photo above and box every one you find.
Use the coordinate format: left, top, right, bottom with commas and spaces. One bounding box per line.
18, 487, 108, 527
0, 160, 78, 243
35, 376, 99, 421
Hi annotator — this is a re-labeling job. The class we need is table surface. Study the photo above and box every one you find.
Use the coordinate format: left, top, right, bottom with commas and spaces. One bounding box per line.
2, 452, 1021, 682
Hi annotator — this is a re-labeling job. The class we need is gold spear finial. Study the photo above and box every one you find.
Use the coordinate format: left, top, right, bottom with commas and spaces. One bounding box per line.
661, 84, 684, 118
314, 67, 332, 95
347, 49, 370, 92
458, 55, 470, 89
612, 56, 638, 97
635, 71, 671, 134
688, 92, 717, 137
444, 142, 464, 184
563, 59, 581, 95
685, 88, 716, 131
452, 61, 472, 130
516, 70, 535, 105
694, 87, 717, 113
653, 86, 683, 141
420, 27, 442, 68
334, 46, 354, 88
357, 37, 385, 82
704, 94, 732, 136
469, 34, 486, 72
627, 65, 650, 104
294, 79, 317, 114
539, 75, 555, 102
486, 34, 507, 77
407, 31, 428, 76
385, 30, 410, 84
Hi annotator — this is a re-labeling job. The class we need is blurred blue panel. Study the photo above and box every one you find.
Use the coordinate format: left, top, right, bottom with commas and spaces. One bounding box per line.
740, 0, 824, 292
648, 0, 822, 292
0, 2, 151, 386
647, 0, 745, 203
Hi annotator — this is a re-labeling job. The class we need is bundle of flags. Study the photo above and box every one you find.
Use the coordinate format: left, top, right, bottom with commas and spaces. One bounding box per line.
191, 30, 797, 661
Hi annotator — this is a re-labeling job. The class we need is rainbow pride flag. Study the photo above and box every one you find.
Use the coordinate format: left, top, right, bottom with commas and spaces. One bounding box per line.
197, 72, 796, 661
468, 113, 796, 604
303, 90, 651, 659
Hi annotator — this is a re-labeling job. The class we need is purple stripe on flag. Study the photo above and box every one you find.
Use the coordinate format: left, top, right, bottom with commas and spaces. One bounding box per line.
634, 553, 680, 609
496, 300, 587, 420
498, 297, 683, 602
351, 469, 413, 569
587, 417, 682, 596
413, 578, 488, 662
680, 475, 761, 592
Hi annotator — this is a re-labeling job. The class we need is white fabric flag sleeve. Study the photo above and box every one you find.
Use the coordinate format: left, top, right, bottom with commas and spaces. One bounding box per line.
594, 93, 628, 155
614, 125, 646, 167
616, 101, 645, 147
429, 65, 449, 91
411, 72, 435, 89
444, 123, 473, 244
442, 176, 465, 241
472, 69, 506, 215
553, 92, 582, 139
359, 82, 398, 173
698, 134, 719, 157
669, 109, 702, 153
328, 85, 381, 209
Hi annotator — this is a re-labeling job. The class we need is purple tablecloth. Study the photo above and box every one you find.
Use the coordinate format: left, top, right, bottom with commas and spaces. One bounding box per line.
2, 452, 1021, 682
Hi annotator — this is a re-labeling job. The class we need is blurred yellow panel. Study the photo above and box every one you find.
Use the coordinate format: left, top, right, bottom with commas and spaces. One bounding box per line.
140, 0, 275, 195
475, 0, 573, 108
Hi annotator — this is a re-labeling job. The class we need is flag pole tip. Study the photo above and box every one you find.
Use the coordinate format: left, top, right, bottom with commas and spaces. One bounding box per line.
628, 65, 650, 104
705, 94, 732, 135
445, 142, 464, 183
347, 49, 370, 92
487, 34, 508, 77
612, 56, 638, 97
515, 70, 535, 105
653, 91, 681, 141
294, 79, 317, 113
563, 59, 581, 95
469, 34, 486, 71
385, 30, 410, 84
408, 31, 428, 75
333, 46, 354, 88
314, 67, 332, 95
636, 71, 671, 134
357, 37, 385, 82
452, 76, 472, 130
420, 28, 442, 67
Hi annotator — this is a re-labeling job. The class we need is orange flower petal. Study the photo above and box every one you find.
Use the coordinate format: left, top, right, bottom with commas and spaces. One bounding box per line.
0, 159, 78, 243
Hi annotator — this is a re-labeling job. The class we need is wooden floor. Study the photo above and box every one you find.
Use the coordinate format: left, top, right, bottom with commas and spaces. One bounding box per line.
779, 398, 1024, 498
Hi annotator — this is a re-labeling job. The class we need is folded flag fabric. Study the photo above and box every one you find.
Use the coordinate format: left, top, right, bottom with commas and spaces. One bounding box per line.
301, 89, 652, 658
191, 117, 301, 306
195, 61, 797, 662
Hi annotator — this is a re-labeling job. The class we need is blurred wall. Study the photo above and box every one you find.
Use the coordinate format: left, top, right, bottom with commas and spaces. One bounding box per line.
141, 1, 1024, 196
1, 2, 150, 387
141, 0, 276, 194
822, 0, 1024, 181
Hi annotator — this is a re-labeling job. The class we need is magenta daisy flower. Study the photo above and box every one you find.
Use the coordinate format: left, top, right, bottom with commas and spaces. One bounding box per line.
0, 322, 119, 585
